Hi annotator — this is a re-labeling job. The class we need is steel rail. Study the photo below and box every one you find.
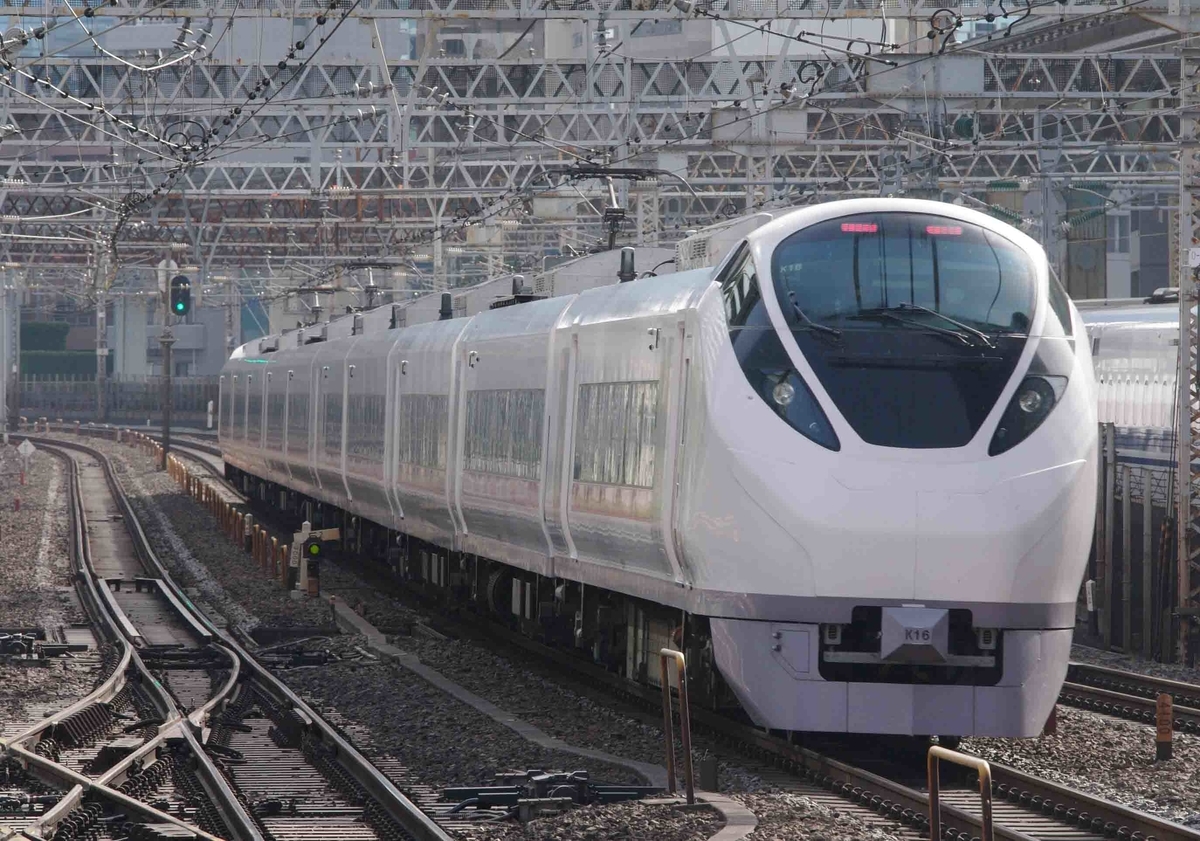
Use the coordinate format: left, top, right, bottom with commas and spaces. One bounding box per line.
35, 436, 456, 841
26, 442, 263, 841
44, 426, 1200, 841
446, 609, 1200, 841
2, 445, 252, 841
980, 755, 1197, 841
1065, 657, 1200, 710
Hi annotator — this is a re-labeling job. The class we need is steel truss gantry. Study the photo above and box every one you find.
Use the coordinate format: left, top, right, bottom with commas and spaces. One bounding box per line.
0, 0, 1183, 282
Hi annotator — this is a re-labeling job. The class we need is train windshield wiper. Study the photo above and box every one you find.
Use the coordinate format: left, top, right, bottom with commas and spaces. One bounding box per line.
787, 291, 842, 341
893, 303, 996, 348
848, 308, 975, 347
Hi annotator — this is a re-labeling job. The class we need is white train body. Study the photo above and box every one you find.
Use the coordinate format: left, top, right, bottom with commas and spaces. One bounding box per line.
221, 198, 1098, 737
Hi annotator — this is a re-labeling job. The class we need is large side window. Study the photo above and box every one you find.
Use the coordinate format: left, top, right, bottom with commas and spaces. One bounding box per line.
287, 391, 309, 450
397, 394, 449, 469
347, 394, 386, 467
573, 381, 658, 488
463, 389, 544, 478
266, 390, 285, 450
323, 392, 343, 460
247, 380, 262, 442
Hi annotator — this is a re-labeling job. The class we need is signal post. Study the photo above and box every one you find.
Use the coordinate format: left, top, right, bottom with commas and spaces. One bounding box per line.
291, 521, 337, 596
160, 274, 191, 471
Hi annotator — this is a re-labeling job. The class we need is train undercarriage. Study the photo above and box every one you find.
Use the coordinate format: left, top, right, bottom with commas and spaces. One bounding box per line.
228, 463, 982, 748
227, 465, 733, 714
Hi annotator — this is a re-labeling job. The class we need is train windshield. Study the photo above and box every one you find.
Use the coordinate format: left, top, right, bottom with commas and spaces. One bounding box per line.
770, 213, 1041, 449
773, 213, 1036, 335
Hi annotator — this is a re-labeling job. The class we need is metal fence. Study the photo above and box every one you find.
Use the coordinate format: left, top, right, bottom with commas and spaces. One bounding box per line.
1091, 422, 1176, 659
18, 375, 219, 423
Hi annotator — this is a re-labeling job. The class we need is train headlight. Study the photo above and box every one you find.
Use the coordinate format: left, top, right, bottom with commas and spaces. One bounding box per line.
757, 369, 839, 451
730, 323, 839, 450
772, 380, 796, 407
989, 375, 1067, 455
1017, 383, 1047, 414
989, 337, 1073, 456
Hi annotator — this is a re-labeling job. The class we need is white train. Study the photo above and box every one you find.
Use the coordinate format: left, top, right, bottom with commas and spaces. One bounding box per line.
1078, 296, 1178, 469
220, 198, 1098, 738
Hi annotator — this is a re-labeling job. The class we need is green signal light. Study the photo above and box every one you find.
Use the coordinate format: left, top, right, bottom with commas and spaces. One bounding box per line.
174, 302, 185, 311
308, 543, 320, 555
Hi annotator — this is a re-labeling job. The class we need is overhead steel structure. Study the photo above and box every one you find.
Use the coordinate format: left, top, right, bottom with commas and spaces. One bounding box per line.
0, 0, 1198, 657
0, 0, 1185, 290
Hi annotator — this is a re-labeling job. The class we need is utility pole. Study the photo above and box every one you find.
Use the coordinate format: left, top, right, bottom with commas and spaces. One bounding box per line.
3, 268, 18, 431
1176, 29, 1200, 663
95, 248, 110, 423
225, 276, 236, 357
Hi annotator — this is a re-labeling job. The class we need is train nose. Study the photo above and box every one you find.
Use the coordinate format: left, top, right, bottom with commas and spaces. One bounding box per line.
914, 457, 1094, 606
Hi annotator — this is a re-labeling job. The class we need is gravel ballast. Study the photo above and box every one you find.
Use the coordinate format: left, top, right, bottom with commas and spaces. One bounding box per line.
402, 636, 763, 793
472, 801, 723, 841
1070, 642, 1200, 686
737, 792, 907, 841
278, 635, 647, 788
69, 435, 336, 635
0, 442, 93, 728
964, 705, 1200, 825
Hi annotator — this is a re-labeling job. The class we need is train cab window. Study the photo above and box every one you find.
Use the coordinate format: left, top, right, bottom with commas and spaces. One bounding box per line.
773, 214, 1036, 336
717, 243, 770, 332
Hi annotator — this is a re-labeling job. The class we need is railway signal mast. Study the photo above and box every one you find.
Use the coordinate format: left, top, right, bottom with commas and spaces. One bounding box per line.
160, 275, 189, 471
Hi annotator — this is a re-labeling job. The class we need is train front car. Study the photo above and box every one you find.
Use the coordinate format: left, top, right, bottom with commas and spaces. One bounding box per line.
689, 198, 1097, 737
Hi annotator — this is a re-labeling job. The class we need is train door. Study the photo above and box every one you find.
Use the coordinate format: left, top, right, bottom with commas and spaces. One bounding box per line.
543, 330, 578, 561
384, 340, 404, 523
229, 373, 239, 452
282, 368, 294, 483
564, 310, 690, 585
339, 353, 352, 501
310, 358, 323, 492
243, 372, 254, 448
661, 313, 695, 584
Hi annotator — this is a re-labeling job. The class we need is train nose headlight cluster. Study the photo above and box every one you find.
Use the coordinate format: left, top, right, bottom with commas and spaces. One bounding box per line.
772, 380, 796, 407
752, 368, 839, 451
1017, 383, 1047, 414
989, 337, 1074, 456
989, 374, 1068, 455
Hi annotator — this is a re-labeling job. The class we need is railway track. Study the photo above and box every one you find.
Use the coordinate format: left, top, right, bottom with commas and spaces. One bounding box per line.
29, 426, 1200, 841
3, 438, 456, 841
452, 614, 1200, 841
1062, 662, 1200, 732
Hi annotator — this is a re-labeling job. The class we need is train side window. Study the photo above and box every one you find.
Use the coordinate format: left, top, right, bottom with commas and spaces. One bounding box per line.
573, 381, 658, 488
1047, 270, 1074, 337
